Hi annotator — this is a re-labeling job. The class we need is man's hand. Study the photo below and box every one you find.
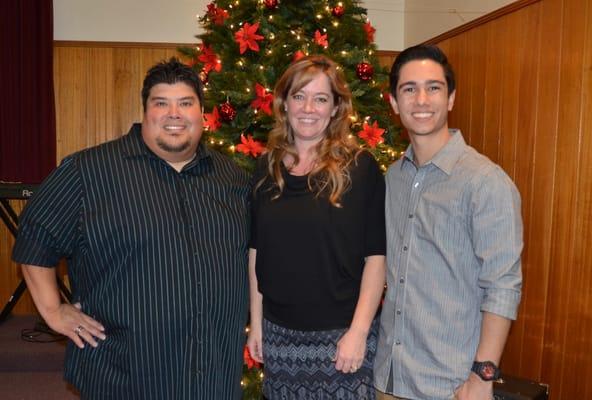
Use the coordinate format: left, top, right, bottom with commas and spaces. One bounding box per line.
334, 327, 367, 374
454, 372, 493, 400
43, 302, 106, 349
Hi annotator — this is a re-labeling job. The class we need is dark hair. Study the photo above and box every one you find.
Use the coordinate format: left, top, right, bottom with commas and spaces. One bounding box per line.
389, 44, 455, 99
141, 57, 204, 111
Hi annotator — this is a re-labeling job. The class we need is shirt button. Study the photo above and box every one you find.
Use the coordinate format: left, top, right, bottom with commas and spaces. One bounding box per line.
399, 277, 405, 284
395, 340, 401, 345
396, 309, 401, 315
403, 246, 408, 251
408, 214, 413, 218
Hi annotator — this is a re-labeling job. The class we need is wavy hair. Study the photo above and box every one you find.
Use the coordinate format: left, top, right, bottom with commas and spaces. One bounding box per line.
260, 55, 360, 207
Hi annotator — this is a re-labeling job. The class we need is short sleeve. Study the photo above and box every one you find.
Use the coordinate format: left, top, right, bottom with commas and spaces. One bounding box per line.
361, 152, 386, 256
12, 156, 83, 267
249, 156, 268, 249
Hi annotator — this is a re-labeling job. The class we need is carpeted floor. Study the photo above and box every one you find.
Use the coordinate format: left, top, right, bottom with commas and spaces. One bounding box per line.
0, 315, 79, 399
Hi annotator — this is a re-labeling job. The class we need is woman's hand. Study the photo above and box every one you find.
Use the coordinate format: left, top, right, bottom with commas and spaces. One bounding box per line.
247, 322, 264, 363
334, 327, 367, 373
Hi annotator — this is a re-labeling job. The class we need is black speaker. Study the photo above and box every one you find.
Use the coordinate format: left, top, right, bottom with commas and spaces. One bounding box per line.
494, 375, 549, 400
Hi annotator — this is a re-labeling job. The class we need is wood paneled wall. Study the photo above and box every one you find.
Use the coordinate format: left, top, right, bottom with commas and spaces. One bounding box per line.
425, 0, 592, 398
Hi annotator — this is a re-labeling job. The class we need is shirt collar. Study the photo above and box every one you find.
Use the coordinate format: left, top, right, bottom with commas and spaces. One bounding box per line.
121, 123, 212, 172
401, 129, 466, 175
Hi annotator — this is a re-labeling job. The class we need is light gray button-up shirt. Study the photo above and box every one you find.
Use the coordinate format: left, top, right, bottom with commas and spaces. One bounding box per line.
374, 130, 522, 400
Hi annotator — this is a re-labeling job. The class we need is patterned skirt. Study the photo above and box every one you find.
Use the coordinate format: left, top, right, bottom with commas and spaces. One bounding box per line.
262, 318, 379, 400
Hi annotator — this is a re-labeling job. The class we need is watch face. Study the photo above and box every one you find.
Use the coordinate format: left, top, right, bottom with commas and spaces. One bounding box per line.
481, 363, 496, 379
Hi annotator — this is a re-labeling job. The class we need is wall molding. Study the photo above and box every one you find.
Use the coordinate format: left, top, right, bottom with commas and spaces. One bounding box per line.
423, 0, 542, 44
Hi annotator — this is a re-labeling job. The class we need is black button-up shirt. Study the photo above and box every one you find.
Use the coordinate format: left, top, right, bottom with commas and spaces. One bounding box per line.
12, 124, 250, 399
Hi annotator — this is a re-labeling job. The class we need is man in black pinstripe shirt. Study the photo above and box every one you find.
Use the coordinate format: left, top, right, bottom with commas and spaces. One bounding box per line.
12, 58, 250, 399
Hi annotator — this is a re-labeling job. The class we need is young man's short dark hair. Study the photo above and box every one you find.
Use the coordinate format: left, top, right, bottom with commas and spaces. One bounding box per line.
389, 44, 456, 99
141, 57, 204, 111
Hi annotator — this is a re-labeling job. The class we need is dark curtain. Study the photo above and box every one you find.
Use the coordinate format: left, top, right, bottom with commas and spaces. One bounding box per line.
0, 0, 56, 184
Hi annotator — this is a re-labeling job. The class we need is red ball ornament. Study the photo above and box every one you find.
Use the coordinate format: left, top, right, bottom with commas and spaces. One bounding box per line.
219, 102, 237, 121
264, 0, 279, 10
332, 5, 345, 17
356, 62, 374, 81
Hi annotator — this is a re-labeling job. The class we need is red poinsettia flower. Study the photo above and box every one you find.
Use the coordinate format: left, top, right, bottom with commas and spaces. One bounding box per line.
364, 22, 376, 43
197, 43, 222, 74
251, 83, 274, 116
206, 3, 229, 25
234, 22, 265, 54
293, 50, 306, 61
243, 345, 261, 369
236, 134, 265, 157
203, 106, 221, 132
358, 121, 385, 148
314, 30, 328, 48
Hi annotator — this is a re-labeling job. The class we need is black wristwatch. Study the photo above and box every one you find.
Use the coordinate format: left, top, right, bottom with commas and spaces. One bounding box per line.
471, 361, 501, 381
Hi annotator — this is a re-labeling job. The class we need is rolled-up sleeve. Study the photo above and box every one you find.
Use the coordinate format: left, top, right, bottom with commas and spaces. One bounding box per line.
471, 166, 523, 320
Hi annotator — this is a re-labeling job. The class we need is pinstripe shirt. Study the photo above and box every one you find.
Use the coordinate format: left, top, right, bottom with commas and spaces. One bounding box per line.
374, 130, 522, 400
12, 124, 250, 399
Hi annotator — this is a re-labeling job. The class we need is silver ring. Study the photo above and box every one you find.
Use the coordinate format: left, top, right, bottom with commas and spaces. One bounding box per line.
74, 325, 84, 335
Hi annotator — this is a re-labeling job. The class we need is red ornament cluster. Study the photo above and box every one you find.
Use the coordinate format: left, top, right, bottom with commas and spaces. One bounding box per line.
356, 62, 374, 81
219, 102, 237, 121
332, 5, 345, 17
263, 0, 279, 10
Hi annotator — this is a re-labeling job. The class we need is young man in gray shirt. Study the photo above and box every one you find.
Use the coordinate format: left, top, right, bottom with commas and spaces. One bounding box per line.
374, 45, 522, 400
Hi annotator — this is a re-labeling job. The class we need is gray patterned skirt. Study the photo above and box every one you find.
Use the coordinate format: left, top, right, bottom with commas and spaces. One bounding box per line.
262, 318, 379, 400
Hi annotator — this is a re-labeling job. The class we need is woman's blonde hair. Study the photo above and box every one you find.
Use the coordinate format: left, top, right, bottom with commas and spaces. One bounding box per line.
260, 55, 359, 207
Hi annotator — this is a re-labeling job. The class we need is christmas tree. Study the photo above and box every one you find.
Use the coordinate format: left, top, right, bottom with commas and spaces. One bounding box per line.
179, 0, 406, 396
179, 0, 406, 173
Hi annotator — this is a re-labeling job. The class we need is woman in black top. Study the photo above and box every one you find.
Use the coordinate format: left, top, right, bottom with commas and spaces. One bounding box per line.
247, 55, 386, 400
